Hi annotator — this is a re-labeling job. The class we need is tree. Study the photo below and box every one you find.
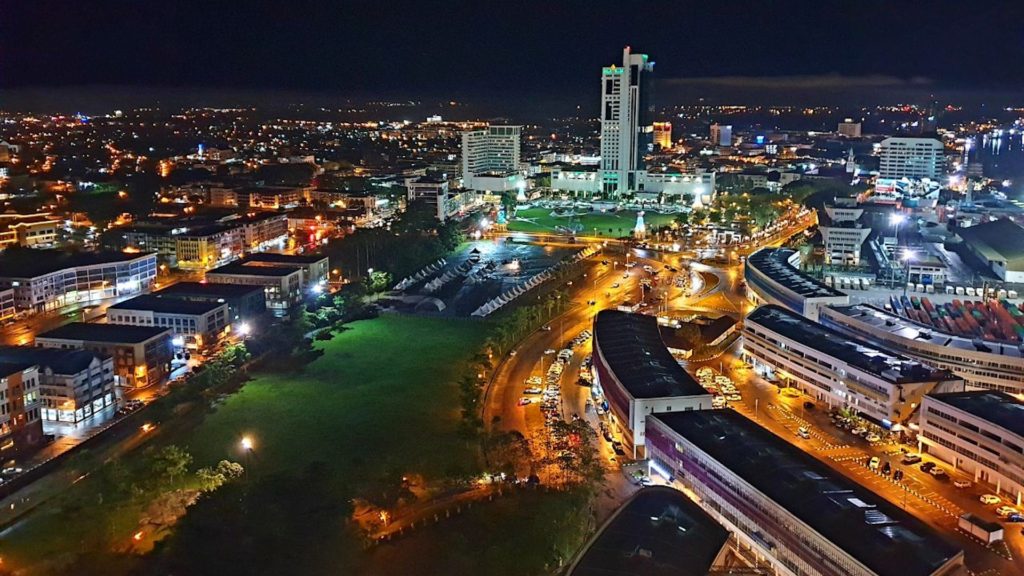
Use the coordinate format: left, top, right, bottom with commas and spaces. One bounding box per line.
674, 211, 690, 227
151, 445, 193, 487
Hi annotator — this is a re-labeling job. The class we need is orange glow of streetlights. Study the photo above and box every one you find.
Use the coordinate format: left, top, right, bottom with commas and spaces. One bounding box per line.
241, 436, 254, 451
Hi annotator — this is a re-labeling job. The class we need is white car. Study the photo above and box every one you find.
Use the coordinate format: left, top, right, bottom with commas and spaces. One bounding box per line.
797, 427, 811, 439
980, 494, 1002, 505
727, 394, 742, 402
865, 433, 881, 443
544, 349, 556, 355
524, 387, 542, 395
996, 505, 1020, 518
611, 283, 620, 289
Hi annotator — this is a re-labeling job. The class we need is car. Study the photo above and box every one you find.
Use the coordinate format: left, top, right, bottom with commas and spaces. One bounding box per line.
851, 427, 867, 436
865, 433, 881, 443
997, 505, 1020, 518
601, 260, 609, 265
588, 300, 596, 306
611, 283, 620, 289
980, 494, 1002, 505
625, 262, 637, 268
893, 469, 904, 481
797, 427, 810, 439
901, 453, 922, 465
868, 457, 880, 471
928, 467, 947, 479
803, 401, 815, 410
711, 397, 726, 408
881, 461, 892, 475
544, 349, 556, 355
541, 325, 552, 331
524, 387, 542, 395
919, 462, 936, 472
727, 394, 742, 402
518, 398, 533, 406
953, 479, 973, 489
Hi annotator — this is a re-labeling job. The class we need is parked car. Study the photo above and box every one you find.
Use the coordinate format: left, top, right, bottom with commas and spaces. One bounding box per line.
953, 479, 973, 489
901, 453, 922, 465
980, 494, 1002, 505
997, 505, 1020, 518
868, 457, 880, 471
865, 433, 881, 443
797, 427, 810, 439
919, 462, 936, 472
518, 398, 532, 406
928, 467, 947, 479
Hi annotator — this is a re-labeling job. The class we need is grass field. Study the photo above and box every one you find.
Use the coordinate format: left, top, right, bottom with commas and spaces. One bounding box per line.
3, 315, 491, 572
184, 315, 490, 479
508, 207, 678, 235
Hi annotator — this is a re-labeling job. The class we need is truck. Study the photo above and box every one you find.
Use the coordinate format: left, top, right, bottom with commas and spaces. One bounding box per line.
958, 513, 1003, 544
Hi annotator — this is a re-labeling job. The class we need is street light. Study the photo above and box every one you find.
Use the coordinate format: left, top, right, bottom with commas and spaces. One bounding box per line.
241, 436, 254, 451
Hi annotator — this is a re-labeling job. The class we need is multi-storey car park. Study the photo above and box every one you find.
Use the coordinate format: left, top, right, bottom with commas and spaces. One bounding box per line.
744, 248, 849, 321
646, 410, 966, 576
819, 304, 1024, 395
592, 310, 712, 458
920, 391, 1024, 505
742, 305, 963, 430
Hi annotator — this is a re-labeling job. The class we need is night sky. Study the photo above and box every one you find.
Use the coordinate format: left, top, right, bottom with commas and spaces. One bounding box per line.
3, 1, 1023, 99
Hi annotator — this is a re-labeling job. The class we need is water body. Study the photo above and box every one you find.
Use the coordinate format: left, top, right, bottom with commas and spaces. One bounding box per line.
973, 132, 1024, 197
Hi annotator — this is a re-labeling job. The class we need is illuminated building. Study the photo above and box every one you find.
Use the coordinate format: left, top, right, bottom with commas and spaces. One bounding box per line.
0, 347, 115, 424
0, 363, 44, 457
652, 121, 672, 149
600, 46, 654, 196
35, 323, 173, 389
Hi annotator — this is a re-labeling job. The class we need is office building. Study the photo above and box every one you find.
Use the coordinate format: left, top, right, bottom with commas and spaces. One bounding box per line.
744, 248, 849, 321
838, 119, 862, 138
820, 203, 871, 266
646, 410, 965, 576
108, 295, 229, 349
956, 219, 1024, 283
592, 310, 712, 457
743, 305, 962, 429
709, 123, 732, 147
819, 304, 1024, 394
0, 250, 157, 314
0, 363, 44, 457
920, 391, 1024, 505
0, 213, 61, 249
152, 281, 266, 324
567, 486, 731, 576
461, 126, 524, 192
0, 347, 115, 424
878, 137, 944, 181
600, 46, 655, 196
240, 252, 329, 287
652, 121, 672, 150
205, 259, 305, 315
36, 323, 173, 389
405, 174, 477, 222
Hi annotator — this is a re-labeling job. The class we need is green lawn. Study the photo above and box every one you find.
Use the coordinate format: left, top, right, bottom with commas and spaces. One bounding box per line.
3, 315, 491, 573
184, 315, 490, 479
508, 207, 678, 235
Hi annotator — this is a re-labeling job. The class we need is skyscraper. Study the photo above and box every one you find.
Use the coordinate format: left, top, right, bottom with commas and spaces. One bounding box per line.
461, 125, 523, 192
600, 47, 654, 197
710, 123, 732, 147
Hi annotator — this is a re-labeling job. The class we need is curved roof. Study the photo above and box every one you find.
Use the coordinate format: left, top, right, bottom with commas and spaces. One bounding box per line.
594, 310, 706, 399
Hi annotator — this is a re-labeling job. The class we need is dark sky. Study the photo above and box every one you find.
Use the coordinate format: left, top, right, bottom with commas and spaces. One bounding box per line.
3, 1, 1023, 99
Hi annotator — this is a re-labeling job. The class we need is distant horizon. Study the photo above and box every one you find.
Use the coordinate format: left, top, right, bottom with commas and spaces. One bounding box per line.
3, 78, 1024, 119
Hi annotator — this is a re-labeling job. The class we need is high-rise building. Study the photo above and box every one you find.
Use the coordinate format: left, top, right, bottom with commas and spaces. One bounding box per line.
710, 123, 732, 147
837, 119, 862, 138
600, 46, 654, 196
461, 125, 522, 191
878, 137, 944, 181
652, 121, 672, 150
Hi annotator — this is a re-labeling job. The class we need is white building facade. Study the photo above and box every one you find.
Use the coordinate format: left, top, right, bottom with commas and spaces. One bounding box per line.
600, 47, 654, 196
878, 137, 944, 181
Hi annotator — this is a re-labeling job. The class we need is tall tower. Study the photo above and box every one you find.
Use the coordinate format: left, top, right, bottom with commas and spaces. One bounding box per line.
600, 46, 655, 198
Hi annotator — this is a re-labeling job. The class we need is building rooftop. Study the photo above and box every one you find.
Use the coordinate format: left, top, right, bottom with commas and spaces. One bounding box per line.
37, 322, 171, 344
154, 281, 266, 299
0, 346, 106, 375
929, 391, 1024, 439
0, 249, 154, 280
110, 294, 225, 315
569, 486, 728, 576
0, 362, 35, 379
829, 304, 1024, 361
242, 252, 327, 265
206, 261, 299, 277
594, 310, 707, 399
653, 410, 962, 576
745, 248, 846, 299
747, 305, 951, 384
958, 218, 1024, 272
